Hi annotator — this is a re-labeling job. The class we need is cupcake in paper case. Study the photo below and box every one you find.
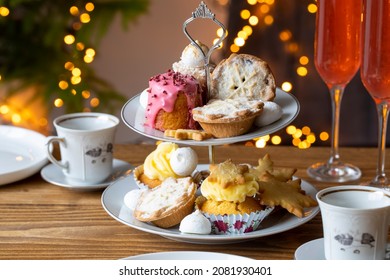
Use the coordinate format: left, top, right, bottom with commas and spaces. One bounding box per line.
195, 159, 274, 235
195, 195, 274, 234
133, 142, 198, 189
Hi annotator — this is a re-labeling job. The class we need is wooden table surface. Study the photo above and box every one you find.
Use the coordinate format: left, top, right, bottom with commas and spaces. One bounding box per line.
0, 144, 388, 260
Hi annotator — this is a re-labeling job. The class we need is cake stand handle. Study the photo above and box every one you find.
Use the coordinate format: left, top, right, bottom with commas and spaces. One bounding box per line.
208, 145, 215, 165
182, 1, 227, 101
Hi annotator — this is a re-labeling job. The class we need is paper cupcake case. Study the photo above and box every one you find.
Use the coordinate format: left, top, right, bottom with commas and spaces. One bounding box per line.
203, 206, 274, 235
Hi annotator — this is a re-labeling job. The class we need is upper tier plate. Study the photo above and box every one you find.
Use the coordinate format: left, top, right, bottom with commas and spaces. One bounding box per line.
121, 88, 300, 146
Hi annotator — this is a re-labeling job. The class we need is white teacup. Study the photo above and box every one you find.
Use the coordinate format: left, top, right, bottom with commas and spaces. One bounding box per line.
316, 185, 390, 260
46, 112, 119, 185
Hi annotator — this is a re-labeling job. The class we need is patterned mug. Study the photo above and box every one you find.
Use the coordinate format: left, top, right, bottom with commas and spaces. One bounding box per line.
46, 112, 119, 185
317, 185, 390, 260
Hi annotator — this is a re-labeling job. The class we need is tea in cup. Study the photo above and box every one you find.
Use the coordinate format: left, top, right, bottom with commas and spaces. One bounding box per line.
46, 112, 119, 185
316, 185, 390, 260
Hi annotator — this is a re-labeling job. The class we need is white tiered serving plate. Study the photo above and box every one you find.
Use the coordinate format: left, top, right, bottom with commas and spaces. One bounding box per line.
101, 164, 319, 245
121, 88, 300, 146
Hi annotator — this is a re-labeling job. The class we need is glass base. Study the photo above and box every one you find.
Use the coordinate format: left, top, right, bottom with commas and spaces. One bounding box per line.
307, 162, 361, 183
360, 177, 390, 191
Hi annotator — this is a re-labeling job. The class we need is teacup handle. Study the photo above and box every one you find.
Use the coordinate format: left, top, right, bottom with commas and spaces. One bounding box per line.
46, 136, 69, 171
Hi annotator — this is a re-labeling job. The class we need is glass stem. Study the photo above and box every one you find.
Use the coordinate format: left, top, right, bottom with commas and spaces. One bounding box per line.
373, 102, 389, 185
328, 85, 345, 166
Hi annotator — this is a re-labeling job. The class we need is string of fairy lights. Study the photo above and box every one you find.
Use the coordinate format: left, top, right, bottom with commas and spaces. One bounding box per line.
0, 0, 329, 149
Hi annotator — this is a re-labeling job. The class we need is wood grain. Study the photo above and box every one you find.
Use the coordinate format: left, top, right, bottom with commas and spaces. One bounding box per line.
0, 144, 388, 259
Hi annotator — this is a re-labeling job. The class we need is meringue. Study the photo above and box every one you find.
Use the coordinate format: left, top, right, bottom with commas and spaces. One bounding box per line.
254, 101, 282, 127
170, 147, 198, 177
179, 210, 211, 234
123, 189, 146, 211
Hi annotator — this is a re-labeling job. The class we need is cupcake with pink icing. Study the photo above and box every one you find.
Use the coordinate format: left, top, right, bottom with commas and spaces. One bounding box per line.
144, 69, 203, 132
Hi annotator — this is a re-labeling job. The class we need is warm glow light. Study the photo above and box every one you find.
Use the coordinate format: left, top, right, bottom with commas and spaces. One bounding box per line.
85, 48, 95, 57
58, 81, 69, 90
71, 89, 77, 95
293, 129, 303, 139
54, 98, 64, 107
72, 68, 81, 77
279, 30, 292, 41
85, 2, 95, 12
90, 97, 100, 107
307, 3, 318, 13
260, 4, 270, 14
80, 13, 90, 23
264, 15, 274, 25
302, 126, 311, 135
238, 30, 248, 40
0, 7, 10, 17
243, 25, 253, 35
298, 140, 310, 149
271, 135, 282, 145
281, 81, 293, 92
320, 131, 329, 141
307, 134, 316, 143
286, 125, 297, 135
64, 35, 75, 45
255, 138, 267, 148
0, 105, 9, 114
76, 42, 85, 51
216, 28, 223, 38
248, 15, 259, 26
297, 66, 308, 76
287, 42, 299, 52
11, 114, 21, 124
247, 0, 258, 5
234, 37, 245, 47
230, 44, 240, 53
240, 9, 251, 19
84, 56, 94, 63
292, 138, 300, 147
299, 56, 309, 65
71, 76, 82, 85
64, 62, 74, 70
69, 6, 79, 16
82, 90, 91, 99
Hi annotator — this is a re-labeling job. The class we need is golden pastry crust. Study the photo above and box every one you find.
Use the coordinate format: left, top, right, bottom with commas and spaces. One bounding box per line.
134, 177, 197, 228
211, 53, 276, 101
133, 165, 162, 189
192, 98, 264, 138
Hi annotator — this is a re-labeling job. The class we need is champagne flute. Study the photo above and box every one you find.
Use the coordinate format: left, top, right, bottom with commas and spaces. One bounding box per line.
307, 0, 362, 182
361, 0, 390, 190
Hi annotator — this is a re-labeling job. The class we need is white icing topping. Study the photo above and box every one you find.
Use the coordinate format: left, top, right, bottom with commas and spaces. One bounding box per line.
179, 210, 211, 234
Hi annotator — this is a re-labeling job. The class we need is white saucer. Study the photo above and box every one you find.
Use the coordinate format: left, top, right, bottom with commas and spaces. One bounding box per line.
122, 251, 252, 260
40, 159, 133, 191
295, 238, 390, 260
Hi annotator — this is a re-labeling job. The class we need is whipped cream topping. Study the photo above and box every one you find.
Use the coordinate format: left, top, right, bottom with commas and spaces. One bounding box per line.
123, 189, 146, 211
145, 69, 201, 130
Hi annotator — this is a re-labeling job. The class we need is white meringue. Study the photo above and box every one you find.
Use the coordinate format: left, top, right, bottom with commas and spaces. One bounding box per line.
179, 210, 211, 235
139, 88, 149, 109
170, 147, 198, 177
123, 189, 146, 211
254, 101, 283, 127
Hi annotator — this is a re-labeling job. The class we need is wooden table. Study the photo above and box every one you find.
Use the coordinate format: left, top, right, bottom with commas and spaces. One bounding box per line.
0, 144, 387, 260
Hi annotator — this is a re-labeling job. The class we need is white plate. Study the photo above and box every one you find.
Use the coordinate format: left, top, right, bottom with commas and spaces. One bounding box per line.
121, 88, 300, 146
294, 238, 390, 260
101, 164, 319, 244
40, 159, 133, 191
123, 251, 252, 260
0, 125, 48, 186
